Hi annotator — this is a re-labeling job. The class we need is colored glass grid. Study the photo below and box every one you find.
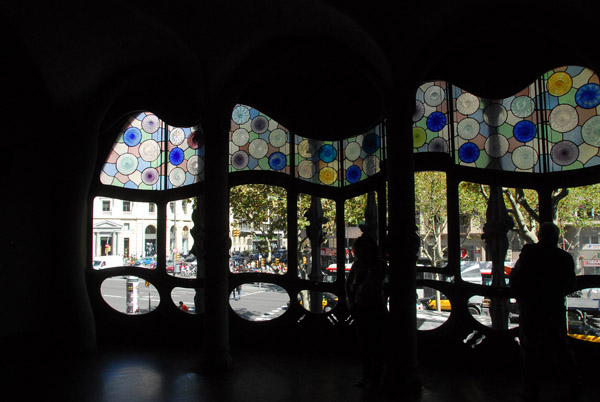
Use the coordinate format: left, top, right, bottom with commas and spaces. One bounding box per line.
540, 66, 600, 171
413, 81, 450, 155
343, 124, 384, 185
451, 84, 542, 172
100, 112, 202, 190
229, 104, 291, 174
295, 136, 340, 186
167, 124, 205, 188
414, 66, 600, 173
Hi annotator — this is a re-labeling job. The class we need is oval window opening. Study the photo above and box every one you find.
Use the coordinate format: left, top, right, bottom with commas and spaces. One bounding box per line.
171, 287, 199, 314
100, 276, 159, 315
229, 282, 289, 321
567, 288, 600, 341
298, 290, 338, 313
417, 286, 451, 330
468, 295, 519, 329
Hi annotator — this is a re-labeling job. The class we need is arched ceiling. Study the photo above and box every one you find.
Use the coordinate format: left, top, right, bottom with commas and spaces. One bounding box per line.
4, 0, 599, 139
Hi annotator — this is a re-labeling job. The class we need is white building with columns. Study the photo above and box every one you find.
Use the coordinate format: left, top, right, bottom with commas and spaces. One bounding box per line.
92, 197, 194, 260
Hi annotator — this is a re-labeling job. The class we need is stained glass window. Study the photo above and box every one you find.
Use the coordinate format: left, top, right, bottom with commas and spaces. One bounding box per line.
413, 81, 450, 154
413, 66, 600, 173
295, 137, 340, 186
542, 66, 600, 171
229, 104, 384, 187
100, 112, 203, 189
229, 105, 291, 173
342, 124, 385, 185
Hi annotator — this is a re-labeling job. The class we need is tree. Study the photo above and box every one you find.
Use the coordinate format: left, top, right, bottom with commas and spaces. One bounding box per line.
555, 184, 600, 254
415, 172, 489, 267
229, 186, 369, 269
229, 184, 288, 261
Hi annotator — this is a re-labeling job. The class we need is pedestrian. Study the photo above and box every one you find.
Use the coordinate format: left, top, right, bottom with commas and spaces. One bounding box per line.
509, 222, 582, 401
178, 301, 189, 312
236, 285, 242, 300
345, 234, 387, 390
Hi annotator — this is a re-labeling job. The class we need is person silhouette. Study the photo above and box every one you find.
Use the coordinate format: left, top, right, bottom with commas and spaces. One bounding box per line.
509, 222, 582, 401
346, 235, 387, 389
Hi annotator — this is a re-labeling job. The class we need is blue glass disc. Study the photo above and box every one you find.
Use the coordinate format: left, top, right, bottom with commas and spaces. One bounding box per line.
458, 142, 480, 163
123, 127, 142, 147
268, 152, 287, 171
362, 133, 380, 154
319, 144, 337, 163
513, 120, 537, 142
575, 83, 600, 109
346, 165, 362, 183
427, 112, 447, 132
169, 148, 184, 165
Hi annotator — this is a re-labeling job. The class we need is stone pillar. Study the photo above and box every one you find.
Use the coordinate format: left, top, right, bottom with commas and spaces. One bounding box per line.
200, 107, 232, 371
482, 186, 514, 330
384, 96, 421, 389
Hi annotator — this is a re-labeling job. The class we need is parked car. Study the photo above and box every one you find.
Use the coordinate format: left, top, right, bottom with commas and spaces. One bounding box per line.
134, 257, 154, 266
93, 255, 124, 269
167, 261, 189, 273
568, 321, 600, 337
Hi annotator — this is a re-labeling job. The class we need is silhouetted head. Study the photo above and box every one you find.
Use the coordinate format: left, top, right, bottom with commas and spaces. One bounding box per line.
353, 235, 379, 259
538, 222, 560, 246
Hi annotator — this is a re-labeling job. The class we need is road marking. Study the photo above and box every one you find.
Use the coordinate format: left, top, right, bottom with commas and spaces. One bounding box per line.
254, 305, 288, 321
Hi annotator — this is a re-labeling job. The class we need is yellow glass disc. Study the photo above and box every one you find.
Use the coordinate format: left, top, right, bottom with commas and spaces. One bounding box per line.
548, 72, 573, 97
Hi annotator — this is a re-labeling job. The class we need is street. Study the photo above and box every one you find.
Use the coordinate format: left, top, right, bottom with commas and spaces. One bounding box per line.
100, 276, 197, 314
229, 282, 290, 321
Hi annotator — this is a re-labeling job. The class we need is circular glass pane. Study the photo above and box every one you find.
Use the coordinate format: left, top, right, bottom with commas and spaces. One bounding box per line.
171, 287, 199, 314
424, 85, 445, 107
457, 118, 480, 140
417, 287, 451, 330
169, 167, 186, 187
582, 116, 600, 147
549, 104, 578, 133
483, 104, 507, 127
229, 283, 289, 321
139, 139, 161, 162
269, 128, 287, 147
413, 100, 425, 122
116, 153, 138, 175
548, 72, 573, 97
512, 146, 538, 170
101, 276, 159, 315
485, 134, 509, 158
468, 295, 519, 329
551, 141, 579, 166
456, 93, 480, 115
232, 128, 249, 146
169, 128, 185, 146
345, 141, 362, 161
251, 115, 269, 134
511, 96, 535, 118
567, 289, 600, 341
413, 127, 427, 148
298, 160, 316, 179
249, 139, 268, 159
298, 291, 338, 313
142, 114, 160, 133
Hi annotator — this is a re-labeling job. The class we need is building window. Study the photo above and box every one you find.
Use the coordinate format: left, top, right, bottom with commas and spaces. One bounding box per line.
149, 203, 155, 213
102, 200, 111, 212
123, 201, 131, 212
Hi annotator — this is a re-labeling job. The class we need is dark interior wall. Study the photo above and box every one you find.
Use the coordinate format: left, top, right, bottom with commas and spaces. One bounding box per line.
0, 3, 204, 359
2, 0, 600, 365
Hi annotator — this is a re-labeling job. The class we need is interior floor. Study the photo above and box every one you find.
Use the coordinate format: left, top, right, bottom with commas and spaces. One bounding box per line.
6, 345, 596, 402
